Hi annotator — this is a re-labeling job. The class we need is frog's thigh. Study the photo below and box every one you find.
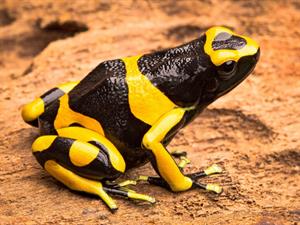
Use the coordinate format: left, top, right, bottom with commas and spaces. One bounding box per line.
56, 126, 126, 173
32, 129, 126, 180
22, 81, 79, 127
31, 129, 126, 210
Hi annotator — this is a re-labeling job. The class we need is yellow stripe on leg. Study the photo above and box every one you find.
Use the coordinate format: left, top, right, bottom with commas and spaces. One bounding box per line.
57, 127, 125, 173
149, 143, 192, 192
142, 108, 185, 146
142, 108, 193, 192
32, 135, 57, 152
44, 160, 118, 210
69, 141, 99, 167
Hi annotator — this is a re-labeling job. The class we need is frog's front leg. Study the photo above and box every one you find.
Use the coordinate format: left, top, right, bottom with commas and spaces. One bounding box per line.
142, 108, 222, 193
32, 127, 155, 211
142, 108, 193, 192
170, 150, 190, 171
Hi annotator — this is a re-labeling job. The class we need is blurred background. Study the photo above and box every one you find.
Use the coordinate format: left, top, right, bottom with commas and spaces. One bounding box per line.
0, 0, 299, 224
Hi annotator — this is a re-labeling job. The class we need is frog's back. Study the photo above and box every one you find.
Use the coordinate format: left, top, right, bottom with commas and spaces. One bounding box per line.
72, 59, 151, 157
39, 59, 151, 167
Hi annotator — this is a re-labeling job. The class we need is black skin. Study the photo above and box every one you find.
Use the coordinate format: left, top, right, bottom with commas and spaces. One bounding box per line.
34, 137, 122, 180
39, 34, 260, 169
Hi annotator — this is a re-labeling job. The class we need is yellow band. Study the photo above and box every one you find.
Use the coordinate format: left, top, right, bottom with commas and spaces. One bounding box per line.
204, 26, 259, 66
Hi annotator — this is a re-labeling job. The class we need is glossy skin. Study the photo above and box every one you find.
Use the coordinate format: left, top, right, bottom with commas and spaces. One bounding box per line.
22, 26, 260, 211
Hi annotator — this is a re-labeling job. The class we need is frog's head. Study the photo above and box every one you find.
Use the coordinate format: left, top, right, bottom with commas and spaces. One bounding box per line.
198, 26, 260, 103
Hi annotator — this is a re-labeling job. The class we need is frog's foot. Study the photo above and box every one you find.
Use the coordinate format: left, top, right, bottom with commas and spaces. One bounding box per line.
32, 127, 156, 211
103, 179, 156, 203
137, 164, 223, 194
105, 179, 137, 188
42, 160, 119, 212
178, 156, 191, 170
32, 132, 155, 212
188, 164, 223, 178
170, 150, 190, 170
103, 186, 156, 204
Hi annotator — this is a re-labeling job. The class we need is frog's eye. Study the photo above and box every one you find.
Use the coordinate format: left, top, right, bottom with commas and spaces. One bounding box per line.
217, 60, 237, 80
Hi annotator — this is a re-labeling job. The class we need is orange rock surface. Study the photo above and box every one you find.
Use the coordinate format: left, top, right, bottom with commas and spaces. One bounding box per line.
0, 1, 299, 224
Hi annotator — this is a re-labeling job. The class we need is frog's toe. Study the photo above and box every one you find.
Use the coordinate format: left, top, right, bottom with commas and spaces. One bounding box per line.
105, 179, 137, 188
188, 164, 223, 194
178, 156, 190, 170
188, 164, 223, 180
204, 164, 223, 175
171, 151, 191, 170
136, 164, 224, 194
103, 186, 156, 204
206, 183, 223, 194
193, 182, 223, 194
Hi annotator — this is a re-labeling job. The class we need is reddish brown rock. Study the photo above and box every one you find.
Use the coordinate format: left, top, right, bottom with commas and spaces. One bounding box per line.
0, 0, 299, 224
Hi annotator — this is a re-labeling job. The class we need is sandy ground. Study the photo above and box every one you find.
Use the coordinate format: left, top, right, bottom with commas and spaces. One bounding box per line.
0, 0, 299, 224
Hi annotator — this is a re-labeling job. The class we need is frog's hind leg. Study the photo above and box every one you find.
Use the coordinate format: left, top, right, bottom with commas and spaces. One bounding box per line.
32, 127, 155, 211
32, 134, 121, 211
22, 81, 79, 127
44, 160, 118, 211
56, 126, 156, 204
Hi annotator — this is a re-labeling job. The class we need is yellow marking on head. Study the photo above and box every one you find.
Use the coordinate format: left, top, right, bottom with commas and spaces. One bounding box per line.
54, 95, 104, 135
204, 26, 259, 66
57, 81, 79, 93
21, 97, 44, 122
32, 135, 57, 152
69, 141, 99, 167
44, 160, 118, 210
57, 127, 125, 172
122, 55, 177, 125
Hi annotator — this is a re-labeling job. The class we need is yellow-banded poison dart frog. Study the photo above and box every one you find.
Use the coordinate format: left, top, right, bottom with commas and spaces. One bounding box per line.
21, 26, 260, 211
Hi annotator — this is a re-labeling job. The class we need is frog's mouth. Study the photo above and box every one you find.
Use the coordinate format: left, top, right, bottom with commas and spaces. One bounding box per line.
216, 48, 260, 98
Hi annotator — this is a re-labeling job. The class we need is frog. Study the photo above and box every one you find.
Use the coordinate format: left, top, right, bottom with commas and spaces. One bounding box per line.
21, 26, 260, 211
